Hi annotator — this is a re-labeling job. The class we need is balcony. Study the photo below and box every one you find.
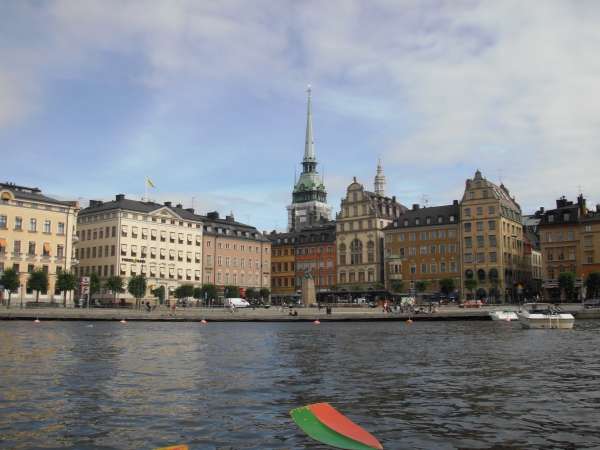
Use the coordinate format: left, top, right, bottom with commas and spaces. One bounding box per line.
388, 273, 403, 280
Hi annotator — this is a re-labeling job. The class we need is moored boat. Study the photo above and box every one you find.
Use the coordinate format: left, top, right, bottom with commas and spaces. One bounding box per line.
489, 310, 518, 321
517, 303, 574, 329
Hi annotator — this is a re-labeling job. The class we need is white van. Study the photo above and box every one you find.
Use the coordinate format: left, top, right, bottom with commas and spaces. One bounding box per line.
224, 298, 250, 308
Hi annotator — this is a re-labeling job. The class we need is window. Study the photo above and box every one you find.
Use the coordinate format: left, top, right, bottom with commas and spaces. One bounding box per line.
0, 215, 6, 229
367, 241, 375, 263
420, 231, 428, 240
14, 217, 22, 230
489, 252, 497, 262
464, 237, 472, 248
477, 236, 484, 247
28, 241, 36, 256
488, 220, 495, 231
476, 222, 483, 232
489, 235, 497, 246
464, 222, 471, 232
464, 208, 471, 217
420, 246, 428, 255
29, 218, 37, 232
339, 243, 347, 265
42, 220, 51, 233
421, 263, 428, 273
476, 207, 483, 216
350, 239, 363, 265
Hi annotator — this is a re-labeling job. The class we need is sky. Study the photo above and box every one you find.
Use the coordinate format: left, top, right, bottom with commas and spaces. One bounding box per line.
2, 0, 600, 231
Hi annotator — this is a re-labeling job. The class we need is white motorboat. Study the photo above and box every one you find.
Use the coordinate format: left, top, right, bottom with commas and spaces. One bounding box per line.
489, 310, 518, 321
517, 303, 575, 329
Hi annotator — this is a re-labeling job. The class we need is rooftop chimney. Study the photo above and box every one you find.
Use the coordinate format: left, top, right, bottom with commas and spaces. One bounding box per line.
226, 214, 235, 222
89, 200, 103, 207
115, 194, 125, 201
412, 203, 420, 210
452, 199, 459, 206
185, 208, 195, 214
207, 211, 219, 220
164, 201, 172, 207
176, 203, 183, 209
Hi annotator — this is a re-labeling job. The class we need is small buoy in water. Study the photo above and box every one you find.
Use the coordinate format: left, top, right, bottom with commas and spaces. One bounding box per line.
86, 324, 94, 328
201, 319, 208, 324
34, 318, 40, 323
120, 319, 127, 324
406, 319, 413, 324
314, 320, 320, 325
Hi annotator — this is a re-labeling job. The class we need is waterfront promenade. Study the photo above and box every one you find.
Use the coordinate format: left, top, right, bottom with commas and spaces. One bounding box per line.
0, 303, 587, 322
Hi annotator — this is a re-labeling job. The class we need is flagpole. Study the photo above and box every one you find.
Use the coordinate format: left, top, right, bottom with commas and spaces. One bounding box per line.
145, 178, 148, 202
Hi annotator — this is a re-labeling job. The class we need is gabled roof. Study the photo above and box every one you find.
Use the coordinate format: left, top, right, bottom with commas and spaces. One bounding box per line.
387, 203, 459, 229
1, 182, 78, 208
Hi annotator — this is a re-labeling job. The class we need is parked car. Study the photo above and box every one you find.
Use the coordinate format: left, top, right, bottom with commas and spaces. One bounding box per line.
584, 298, 600, 309
460, 300, 483, 308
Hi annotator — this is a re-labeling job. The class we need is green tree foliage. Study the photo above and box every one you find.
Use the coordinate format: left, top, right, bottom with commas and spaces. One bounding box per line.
245, 287, 259, 300
259, 288, 270, 300
152, 285, 165, 304
558, 272, 576, 301
585, 272, 600, 299
174, 284, 194, 300
415, 280, 429, 294
28, 269, 48, 303
56, 271, 77, 307
90, 272, 101, 296
390, 280, 404, 293
105, 275, 125, 304
1, 268, 20, 308
439, 278, 456, 296
201, 284, 217, 302
128, 275, 147, 309
224, 285, 240, 298
193, 287, 203, 301
464, 279, 478, 297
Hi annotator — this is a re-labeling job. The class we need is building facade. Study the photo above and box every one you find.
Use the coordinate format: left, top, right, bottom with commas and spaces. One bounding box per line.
536, 195, 600, 300
287, 87, 332, 231
384, 202, 461, 296
75, 195, 203, 303
336, 176, 406, 291
459, 170, 524, 302
0, 182, 79, 304
201, 211, 271, 294
294, 221, 336, 297
269, 232, 297, 303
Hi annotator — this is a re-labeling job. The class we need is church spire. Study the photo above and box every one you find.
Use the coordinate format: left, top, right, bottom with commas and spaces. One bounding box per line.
374, 158, 386, 196
303, 85, 316, 169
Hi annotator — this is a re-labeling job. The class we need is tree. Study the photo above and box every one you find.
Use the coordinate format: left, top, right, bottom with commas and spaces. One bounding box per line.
128, 275, 147, 309
224, 285, 240, 298
439, 278, 456, 297
259, 288, 270, 301
464, 279, 478, 299
193, 287, 203, 303
585, 272, 600, 299
390, 280, 404, 293
558, 272, 576, 302
90, 272, 101, 296
201, 284, 217, 303
1, 268, 20, 308
28, 269, 48, 303
174, 284, 194, 301
105, 275, 124, 305
245, 287, 259, 300
152, 285, 165, 304
56, 271, 77, 308
415, 280, 429, 296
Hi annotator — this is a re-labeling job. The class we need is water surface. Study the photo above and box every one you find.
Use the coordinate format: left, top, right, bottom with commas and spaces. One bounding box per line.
1, 320, 599, 449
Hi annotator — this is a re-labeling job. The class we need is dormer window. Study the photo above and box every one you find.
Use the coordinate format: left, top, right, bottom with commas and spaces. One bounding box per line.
438, 216, 443, 223
563, 213, 570, 221
426, 217, 431, 224
415, 218, 420, 225
403, 219, 409, 227
549, 215, 555, 223
450, 216, 455, 222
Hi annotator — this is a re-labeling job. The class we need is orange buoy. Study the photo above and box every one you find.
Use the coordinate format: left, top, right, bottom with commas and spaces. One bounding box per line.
406, 319, 413, 324
314, 320, 321, 325
120, 319, 127, 324
34, 318, 40, 323
201, 319, 208, 324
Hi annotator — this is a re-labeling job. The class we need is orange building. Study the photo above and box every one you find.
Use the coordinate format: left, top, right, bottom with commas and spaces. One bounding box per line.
269, 231, 297, 303
294, 222, 336, 300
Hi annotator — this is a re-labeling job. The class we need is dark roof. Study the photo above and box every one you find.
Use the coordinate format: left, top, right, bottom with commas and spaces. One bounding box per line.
79, 195, 268, 242
387, 203, 460, 229
1, 182, 78, 207
269, 221, 336, 245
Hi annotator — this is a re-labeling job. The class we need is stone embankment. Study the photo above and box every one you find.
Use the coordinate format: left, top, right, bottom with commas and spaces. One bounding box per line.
0, 304, 589, 322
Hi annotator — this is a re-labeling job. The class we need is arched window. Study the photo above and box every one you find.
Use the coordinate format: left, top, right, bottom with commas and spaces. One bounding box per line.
465, 269, 474, 279
339, 244, 346, 265
367, 241, 375, 263
350, 239, 363, 265
489, 268, 499, 282
477, 269, 486, 281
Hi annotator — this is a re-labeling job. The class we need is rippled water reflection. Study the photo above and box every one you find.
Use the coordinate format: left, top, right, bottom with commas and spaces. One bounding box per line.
1, 320, 599, 449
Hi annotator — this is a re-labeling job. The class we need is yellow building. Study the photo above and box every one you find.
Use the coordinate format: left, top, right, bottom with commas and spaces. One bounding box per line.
269, 231, 297, 303
460, 170, 524, 302
384, 202, 461, 297
336, 175, 406, 292
75, 195, 203, 304
0, 182, 79, 304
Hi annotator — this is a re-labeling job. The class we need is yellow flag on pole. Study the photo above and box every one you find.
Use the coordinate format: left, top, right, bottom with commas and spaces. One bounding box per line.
146, 177, 155, 188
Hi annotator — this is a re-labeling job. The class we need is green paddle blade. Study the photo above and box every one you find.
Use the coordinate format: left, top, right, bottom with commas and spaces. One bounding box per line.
291, 406, 377, 450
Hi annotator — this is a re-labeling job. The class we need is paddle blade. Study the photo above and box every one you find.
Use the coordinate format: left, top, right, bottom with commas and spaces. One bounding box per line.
291, 406, 378, 450
154, 445, 188, 450
309, 403, 383, 450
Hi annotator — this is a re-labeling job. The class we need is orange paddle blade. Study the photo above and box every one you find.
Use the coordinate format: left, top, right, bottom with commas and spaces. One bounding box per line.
154, 445, 188, 450
309, 403, 383, 450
